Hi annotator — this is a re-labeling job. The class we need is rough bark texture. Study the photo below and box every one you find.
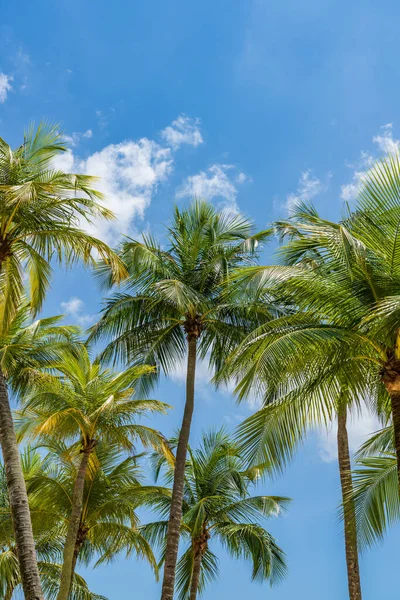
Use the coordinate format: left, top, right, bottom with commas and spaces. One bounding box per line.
160, 333, 198, 600
0, 369, 44, 600
189, 528, 209, 600
380, 353, 400, 489
337, 407, 362, 600
56, 442, 95, 600
390, 391, 400, 489
189, 548, 202, 600
69, 525, 88, 593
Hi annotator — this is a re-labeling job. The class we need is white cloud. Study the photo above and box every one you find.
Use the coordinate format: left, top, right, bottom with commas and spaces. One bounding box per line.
318, 410, 381, 463
82, 138, 173, 243
63, 129, 93, 147
177, 164, 248, 212
51, 134, 173, 244
52, 149, 75, 172
161, 115, 203, 149
341, 124, 400, 201
286, 170, 329, 214
61, 297, 95, 327
50, 115, 236, 244
372, 123, 400, 154
0, 73, 13, 103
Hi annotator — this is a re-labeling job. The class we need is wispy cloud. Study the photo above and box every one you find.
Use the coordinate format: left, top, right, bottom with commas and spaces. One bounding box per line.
286, 170, 330, 214
63, 129, 93, 147
0, 73, 13, 103
61, 297, 95, 327
341, 123, 400, 201
161, 115, 203, 149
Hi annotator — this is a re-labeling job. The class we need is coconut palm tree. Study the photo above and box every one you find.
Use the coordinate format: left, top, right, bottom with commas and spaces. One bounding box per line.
0, 123, 126, 600
218, 200, 400, 600
143, 430, 288, 600
0, 447, 107, 600
0, 303, 79, 600
90, 200, 272, 600
17, 343, 170, 600
22, 442, 171, 596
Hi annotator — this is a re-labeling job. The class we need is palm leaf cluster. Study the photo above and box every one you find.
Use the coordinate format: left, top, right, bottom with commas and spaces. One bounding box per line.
144, 430, 288, 600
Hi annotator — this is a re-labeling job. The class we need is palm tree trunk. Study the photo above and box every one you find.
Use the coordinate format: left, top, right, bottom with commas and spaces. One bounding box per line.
161, 334, 197, 600
337, 407, 362, 600
189, 546, 203, 600
0, 369, 44, 600
57, 442, 94, 600
68, 526, 87, 594
389, 391, 400, 490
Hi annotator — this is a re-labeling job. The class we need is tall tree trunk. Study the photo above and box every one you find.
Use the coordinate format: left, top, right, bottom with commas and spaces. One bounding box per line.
0, 369, 44, 600
337, 406, 362, 600
161, 334, 197, 600
69, 526, 88, 594
389, 391, 400, 490
380, 351, 400, 489
57, 442, 95, 600
189, 547, 202, 600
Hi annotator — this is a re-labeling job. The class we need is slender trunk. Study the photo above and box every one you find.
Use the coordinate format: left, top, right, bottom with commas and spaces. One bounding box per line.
161, 335, 197, 600
389, 392, 400, 490
0, 369, 44, 600
337, 407, 362, 600
69, 526, 88, 594
380, 350, 400, 489
56, 442, 95, 600
189, 546, 203, 600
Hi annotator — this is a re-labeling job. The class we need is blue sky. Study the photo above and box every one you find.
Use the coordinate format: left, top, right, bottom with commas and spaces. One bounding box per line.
2, 0, 400, 598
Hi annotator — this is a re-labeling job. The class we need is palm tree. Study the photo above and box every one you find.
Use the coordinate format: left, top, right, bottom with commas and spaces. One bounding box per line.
0, 123, 126, 600
17, 343, 169, 600
90, 200, 271, 600
0, 447, 107, 600
0, 303, 79, 600
218, 201, 400, 600
22, 442, 171, 595
143, 430, 288, 600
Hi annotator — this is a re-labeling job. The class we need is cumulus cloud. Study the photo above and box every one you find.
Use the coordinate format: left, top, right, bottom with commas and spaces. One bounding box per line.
61, 297, 95, 327
177, 164, 248, 212
82, 138, 172, 242
50, 116, 204, 244
161, 115, 203, 149
286, 170, 329, 214
318, 410, 381, 463
49, 115, 251, 244
0, 73, 13, 103
52, 149, 75, 172
341, 123, 400, 201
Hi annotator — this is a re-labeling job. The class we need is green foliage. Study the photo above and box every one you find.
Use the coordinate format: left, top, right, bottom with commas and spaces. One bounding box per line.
16, 343, 170, 454
143, 430, 288, 599
90, 200, 272, 379
0, 123, 126, 329
0, 447, 107, 600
